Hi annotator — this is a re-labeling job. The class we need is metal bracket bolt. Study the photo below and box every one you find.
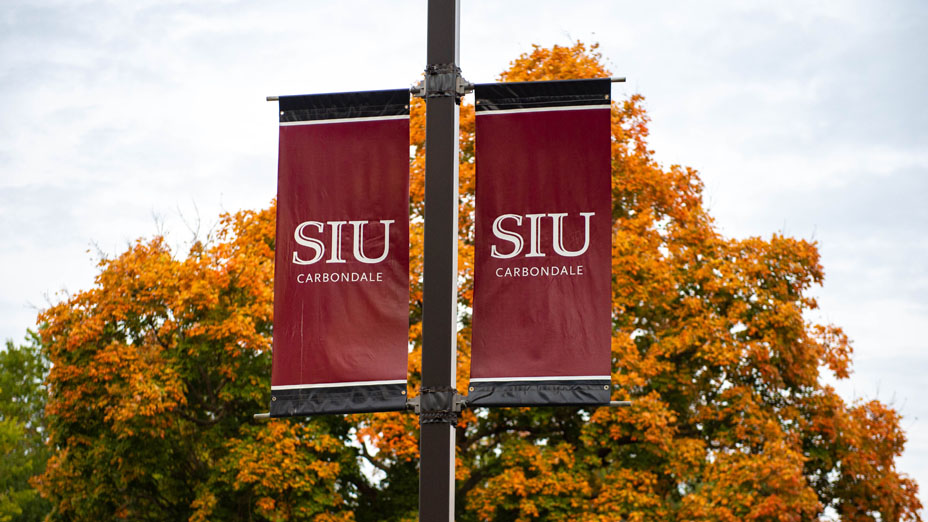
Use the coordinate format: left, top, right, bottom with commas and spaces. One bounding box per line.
411, 63, 474, 100
406, 386, 467, 425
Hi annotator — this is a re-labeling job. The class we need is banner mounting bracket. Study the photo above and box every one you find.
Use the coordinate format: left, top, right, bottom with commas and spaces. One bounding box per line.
411, 63, 473, 101
406, 388, 468, 425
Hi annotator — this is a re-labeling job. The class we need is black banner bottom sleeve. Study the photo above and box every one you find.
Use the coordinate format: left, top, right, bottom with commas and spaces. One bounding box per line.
466, 380, 611, 407
270, 383, 408, 416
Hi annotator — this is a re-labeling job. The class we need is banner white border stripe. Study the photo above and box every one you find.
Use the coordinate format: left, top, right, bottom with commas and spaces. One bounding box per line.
272, 379, 407, 390
469, 375, 611, 383
280, 114, 409, 127
475, 105, 610, 116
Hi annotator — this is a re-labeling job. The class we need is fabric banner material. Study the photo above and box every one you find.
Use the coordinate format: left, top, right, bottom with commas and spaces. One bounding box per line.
271, 89, 410, 416
469, 79, 612, 407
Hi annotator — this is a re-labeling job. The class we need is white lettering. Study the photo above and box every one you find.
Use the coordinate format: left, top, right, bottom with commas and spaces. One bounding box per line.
293, 221, 326, 265
351, 220, 393, 264
524, 213, 546, 258
295, 271, 386, 283
488, 211, 595, 259
292, 219, 396, 265
492, 264, 586, 278
550, 212, 593, 257
490, 214, 524, 259
327, 221, 347, 263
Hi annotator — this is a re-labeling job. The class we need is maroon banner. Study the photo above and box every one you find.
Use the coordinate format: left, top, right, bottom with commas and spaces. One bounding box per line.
270, 89, 409, 416
469, 79, 612, 406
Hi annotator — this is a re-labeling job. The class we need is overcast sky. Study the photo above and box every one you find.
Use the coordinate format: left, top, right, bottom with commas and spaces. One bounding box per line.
1, 0, 925, 510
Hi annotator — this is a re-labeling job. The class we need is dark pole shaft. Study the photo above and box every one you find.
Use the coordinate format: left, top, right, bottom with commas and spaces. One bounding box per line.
420, 0, 460, 520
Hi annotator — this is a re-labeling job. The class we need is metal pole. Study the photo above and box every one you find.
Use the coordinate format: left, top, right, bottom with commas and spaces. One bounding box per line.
419, 0, 461, 520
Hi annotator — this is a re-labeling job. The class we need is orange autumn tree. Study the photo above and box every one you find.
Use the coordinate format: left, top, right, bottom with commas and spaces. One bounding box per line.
36, 211, 361, 521
36, 42, 921, 521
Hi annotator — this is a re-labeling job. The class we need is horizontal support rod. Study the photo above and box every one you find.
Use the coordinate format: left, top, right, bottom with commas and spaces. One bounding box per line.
408, 397, 629, 410
254, 401, 628, 420
272, 76, 624, 102
256, 399, 627, 417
